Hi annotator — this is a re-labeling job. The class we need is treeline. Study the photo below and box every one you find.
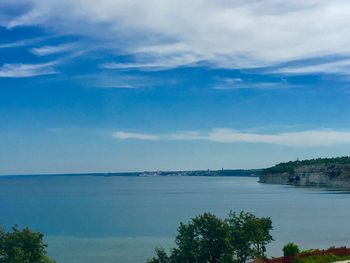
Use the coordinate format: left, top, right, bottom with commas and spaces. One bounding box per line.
262, 156, 350, 175
147, 211, 273, 263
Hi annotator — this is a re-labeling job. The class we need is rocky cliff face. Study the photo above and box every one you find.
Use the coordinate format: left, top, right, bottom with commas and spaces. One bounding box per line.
259, 164, 350, 188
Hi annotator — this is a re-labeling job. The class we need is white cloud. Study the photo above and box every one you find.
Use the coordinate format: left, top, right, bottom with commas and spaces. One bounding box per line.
113, 131, 159, 141
269, 58, 350, 75
3, 1, 350, 73
100, 54, 201, 70
213, 78, 294, 90
0, 62, 58, 78
168, 131, 204, 141
205, 129, 350, 147
30, 43, 76, 56
74, 73, 168, 89
113, 129, 350, 147
0, 37, 44, 49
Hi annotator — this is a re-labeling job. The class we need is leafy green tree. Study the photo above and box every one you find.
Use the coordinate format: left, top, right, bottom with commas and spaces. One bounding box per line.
283, 242, 300, 257
173, 213, 232, 263
0, 228, 5, 260
0, 225, 56, 263
147, 247, 170, 263
147, 211, 273, 263
227, 211, 273, 263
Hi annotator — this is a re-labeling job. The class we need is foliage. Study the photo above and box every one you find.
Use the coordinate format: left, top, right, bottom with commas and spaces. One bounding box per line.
293, 254, 350, 263
299, 249, 319, 255
262, 156, 350, 175
283, 242, 300, 257
227, 211, 273, 263
147, 211, 273, 263
147, 247, 170, 263
0, 225, 56, 263
172, 212, 232, 263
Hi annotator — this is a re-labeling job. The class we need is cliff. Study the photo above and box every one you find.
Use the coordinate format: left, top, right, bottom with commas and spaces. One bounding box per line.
259, 157, 350, 188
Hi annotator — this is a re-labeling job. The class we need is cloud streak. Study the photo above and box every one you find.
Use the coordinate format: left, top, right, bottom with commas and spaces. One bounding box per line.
74, 73, 169, 89
212, 78, 295, 90
113, 129, 350, 147
100, 54, 201, 71
30, 43, 77, 56
268, 58, 350, 76
3, 1, 350, 74
0, 37, 45, 49
113, 131, 159, 141
0, 62, 58, 78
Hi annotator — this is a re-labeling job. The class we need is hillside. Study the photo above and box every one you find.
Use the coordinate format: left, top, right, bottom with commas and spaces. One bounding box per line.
259, 156, 350, 188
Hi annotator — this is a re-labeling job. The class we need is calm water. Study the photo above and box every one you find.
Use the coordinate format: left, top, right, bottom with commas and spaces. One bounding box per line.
0, 176, 349, 263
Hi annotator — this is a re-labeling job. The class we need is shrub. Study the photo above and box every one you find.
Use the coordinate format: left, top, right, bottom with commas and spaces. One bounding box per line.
283, 242, 300, 257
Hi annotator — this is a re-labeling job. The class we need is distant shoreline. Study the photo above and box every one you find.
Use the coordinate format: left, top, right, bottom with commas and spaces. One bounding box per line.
0, 169, 261, 178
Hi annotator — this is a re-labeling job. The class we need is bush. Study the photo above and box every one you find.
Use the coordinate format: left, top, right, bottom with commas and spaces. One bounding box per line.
283, 242, 300, 257
299, 249, 319, 255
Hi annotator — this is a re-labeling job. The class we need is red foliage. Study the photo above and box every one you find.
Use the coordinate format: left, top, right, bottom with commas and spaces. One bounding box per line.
263, 247, 350, 263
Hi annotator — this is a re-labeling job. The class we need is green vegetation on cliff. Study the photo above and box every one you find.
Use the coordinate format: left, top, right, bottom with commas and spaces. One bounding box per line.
262, 156, 350, 175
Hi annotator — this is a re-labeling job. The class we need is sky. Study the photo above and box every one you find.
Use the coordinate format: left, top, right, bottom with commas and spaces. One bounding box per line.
1, 1, 350, 175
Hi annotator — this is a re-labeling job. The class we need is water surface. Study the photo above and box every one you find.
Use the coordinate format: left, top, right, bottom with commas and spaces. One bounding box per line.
0, 176, 349, 263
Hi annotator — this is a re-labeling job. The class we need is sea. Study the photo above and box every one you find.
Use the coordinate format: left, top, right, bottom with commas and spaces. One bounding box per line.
0, 175, 349, 263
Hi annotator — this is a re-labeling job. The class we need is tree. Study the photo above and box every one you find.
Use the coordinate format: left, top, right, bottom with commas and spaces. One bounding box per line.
283, 242, 300, 257
227, 211, 273, 263
0, 228, 5, 260
172, 212, 232, 263
0, 225, 56, 263
147, 211, 273, 263
147, 247, 170, 263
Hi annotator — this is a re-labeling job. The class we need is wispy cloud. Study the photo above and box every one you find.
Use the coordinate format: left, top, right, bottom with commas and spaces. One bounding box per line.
113, 129, 350, 147
0, 37, 44, 49
74, 73, 168, 89
113, 131, 159, 141
100, 54, 201, 71
204, 129, 350, 147
0, 62, 58, 78
30, 43, 77, 56
268, 58, 350, 76
213, 78, 295, 90
4, 1, 350, 73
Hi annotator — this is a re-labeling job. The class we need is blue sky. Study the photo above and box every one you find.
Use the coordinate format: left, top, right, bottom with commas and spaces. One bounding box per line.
1, 1, 350, 175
